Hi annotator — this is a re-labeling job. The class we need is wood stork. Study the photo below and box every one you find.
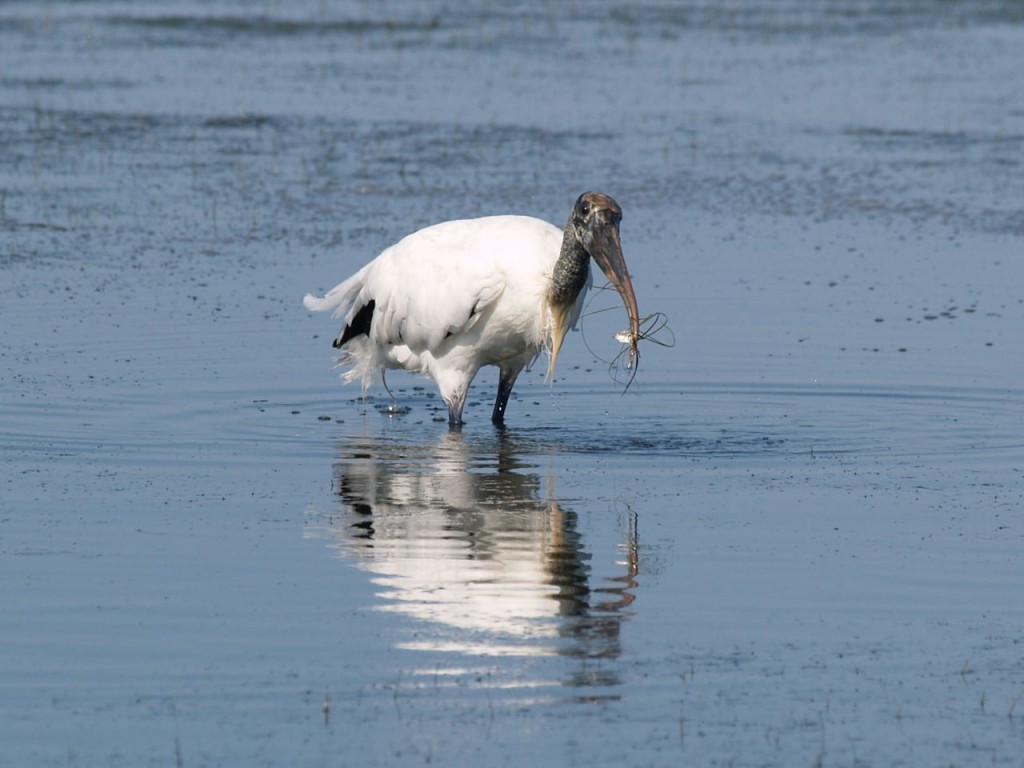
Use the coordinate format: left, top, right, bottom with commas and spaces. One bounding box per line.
303, 191, 640, 427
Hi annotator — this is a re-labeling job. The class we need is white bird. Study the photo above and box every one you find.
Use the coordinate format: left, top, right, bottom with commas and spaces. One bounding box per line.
303, 191, 640, 427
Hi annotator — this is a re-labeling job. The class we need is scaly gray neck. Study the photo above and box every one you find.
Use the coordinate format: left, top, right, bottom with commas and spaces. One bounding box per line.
550, 221, 590, 308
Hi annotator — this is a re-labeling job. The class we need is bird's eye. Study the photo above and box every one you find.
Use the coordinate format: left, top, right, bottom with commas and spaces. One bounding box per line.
578, 200, 591, 218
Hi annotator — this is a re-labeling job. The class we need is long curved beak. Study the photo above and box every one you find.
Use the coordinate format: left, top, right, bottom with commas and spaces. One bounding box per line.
587, 221, 640, 345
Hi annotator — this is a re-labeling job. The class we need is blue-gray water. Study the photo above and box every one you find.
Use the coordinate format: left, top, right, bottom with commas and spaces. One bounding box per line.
2, 2, 1023, 766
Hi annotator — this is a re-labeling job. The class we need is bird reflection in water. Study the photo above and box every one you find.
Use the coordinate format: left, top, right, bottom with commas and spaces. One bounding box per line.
308, 430, 638, 688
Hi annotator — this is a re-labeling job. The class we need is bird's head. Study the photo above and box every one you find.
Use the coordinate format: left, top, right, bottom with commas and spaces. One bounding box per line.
572, 191, 640, 346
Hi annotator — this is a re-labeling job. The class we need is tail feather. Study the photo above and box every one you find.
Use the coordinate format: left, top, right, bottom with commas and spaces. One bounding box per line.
333, 340, 380, 392
306, 269, 381, 392
303, 265, 369, 319
302, 292, 338, 312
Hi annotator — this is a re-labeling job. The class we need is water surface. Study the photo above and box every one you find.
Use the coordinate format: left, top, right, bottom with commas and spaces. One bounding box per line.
2, 1, 1023, 766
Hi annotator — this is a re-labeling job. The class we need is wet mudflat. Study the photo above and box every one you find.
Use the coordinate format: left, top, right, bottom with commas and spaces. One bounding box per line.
2, 1, 1023, 766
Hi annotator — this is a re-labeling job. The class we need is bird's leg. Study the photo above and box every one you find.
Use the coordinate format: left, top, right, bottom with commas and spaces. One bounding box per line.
381, 369, 396, 404
378, 370, 405, 415
491, 366, 521, 426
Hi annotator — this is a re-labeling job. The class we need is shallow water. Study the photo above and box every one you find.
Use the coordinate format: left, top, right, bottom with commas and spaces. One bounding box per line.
3, 1, 1024, 766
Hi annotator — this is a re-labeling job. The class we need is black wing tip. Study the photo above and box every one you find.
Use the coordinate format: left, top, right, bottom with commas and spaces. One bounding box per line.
334, 299, 375, 348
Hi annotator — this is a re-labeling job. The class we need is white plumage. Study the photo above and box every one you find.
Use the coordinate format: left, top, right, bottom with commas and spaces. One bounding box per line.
304, 192, 639, 427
